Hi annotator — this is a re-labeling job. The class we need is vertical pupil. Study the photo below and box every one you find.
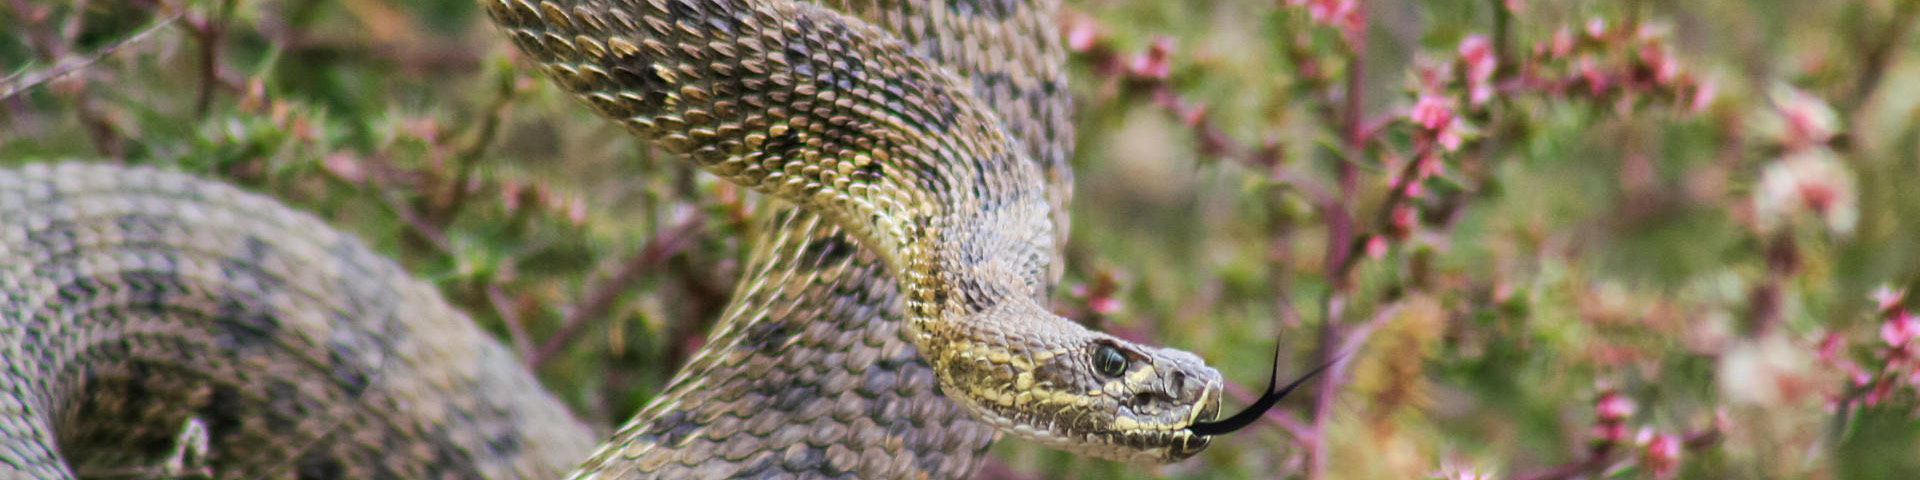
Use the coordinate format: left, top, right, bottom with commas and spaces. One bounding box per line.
1097, 345, 1126, 377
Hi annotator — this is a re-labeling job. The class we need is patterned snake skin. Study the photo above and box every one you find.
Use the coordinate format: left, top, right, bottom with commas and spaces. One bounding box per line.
0, 0, 1233, 478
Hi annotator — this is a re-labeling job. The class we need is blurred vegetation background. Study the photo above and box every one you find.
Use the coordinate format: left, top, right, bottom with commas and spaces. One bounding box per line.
5, 0, 1920, 478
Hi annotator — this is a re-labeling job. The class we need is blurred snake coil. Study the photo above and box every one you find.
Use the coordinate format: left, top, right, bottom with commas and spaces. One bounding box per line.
0, 0, 1242, 478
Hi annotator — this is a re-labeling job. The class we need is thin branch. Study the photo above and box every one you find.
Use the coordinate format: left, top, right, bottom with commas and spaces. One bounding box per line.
486, 284, 536, 358
1841, 0, 1918, 117
1, 7, 183, 98
1309, 0, 1370, 476
186, 1, 235, 118
383, 188, 456, 252
1062, 15, 1335, 207
436, 70, 519, 224
1490, 0, 1512, 69
527, 215, 705, 369
2, 0, 183, 157
350, 152, 460, 253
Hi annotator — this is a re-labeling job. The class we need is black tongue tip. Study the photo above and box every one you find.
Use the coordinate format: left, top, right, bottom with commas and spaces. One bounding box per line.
1187, 351, 1344, 436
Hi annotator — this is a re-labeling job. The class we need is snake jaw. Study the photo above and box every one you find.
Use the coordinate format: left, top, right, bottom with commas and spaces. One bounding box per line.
1151, 371, 1223, 462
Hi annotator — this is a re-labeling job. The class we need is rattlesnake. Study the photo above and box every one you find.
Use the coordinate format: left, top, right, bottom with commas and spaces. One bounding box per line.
1, 0, 1310, 478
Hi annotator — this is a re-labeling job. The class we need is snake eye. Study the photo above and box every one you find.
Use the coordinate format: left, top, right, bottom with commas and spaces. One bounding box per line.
1094, 344, 1128, 377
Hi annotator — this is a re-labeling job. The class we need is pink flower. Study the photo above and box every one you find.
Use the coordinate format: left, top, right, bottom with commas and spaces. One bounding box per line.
1596, 391, 1636, 421
1128, 37, 1174, 79
322, 154, 366, 183
1064, 16, 1100, 52
1639, 430, 1683, 479
1689, 78, 1718, 113
1641, 44, 1680, 84
1438, 127, 1464, 152
1468, 83, 1494, 108
1753, 149, 1857, 235
1411, 95, 1454, 130
1587, 17, 1608, 39
1459, 35, 1496, 81
1459, 35, 1498, 106
1771, 86, 1837, 149
1400, 174, 1427, 198
1882, 311, 1917, 347
1411, 96, 1466, 152
1865, 380, 1893, 405
1418, 154, 1446, 177
1414, 62, 1450, 91
1818, 331, 1846, 363
1365, 235, 1390, 259
1873, 286, 1907, 312
1551, 27, 1576, 58
567, 197, 588, 225
1179, 102, 1209, 127
1089, 297, 1123, 315
1391, 204, 1417, 232
1578, 57, 1609, 95
1289, 0, 1364, 41
1591, 422, 1628, 444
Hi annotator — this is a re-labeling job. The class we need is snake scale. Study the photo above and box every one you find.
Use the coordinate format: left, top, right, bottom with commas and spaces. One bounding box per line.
0, 0, 1302, 478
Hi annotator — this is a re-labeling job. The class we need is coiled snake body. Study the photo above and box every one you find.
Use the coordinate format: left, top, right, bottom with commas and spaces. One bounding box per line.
0, 0, 1239, 478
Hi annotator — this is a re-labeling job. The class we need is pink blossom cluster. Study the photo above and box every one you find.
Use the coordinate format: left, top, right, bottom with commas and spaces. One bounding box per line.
1821, 287, 1920, 410
1406, 33, 1491, 154
1587, 389, 1686, 478
1636, 428, 1684, 479
1518, 18, 1715, 112
1060, 15, 1247, 161
1387, 34, 1499, 243
1590, 388, 1637, 450
1284, 0, 1363, 44
1403, 19, 1716, 168
1060, 268, 1126, 322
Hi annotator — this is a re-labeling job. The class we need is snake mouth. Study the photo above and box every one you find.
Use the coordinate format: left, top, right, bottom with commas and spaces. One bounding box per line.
1168, 430, 1212, 461
1160, 380, 1222, 461
1186, 384, 1221, 429
1188, 352, 1343, 436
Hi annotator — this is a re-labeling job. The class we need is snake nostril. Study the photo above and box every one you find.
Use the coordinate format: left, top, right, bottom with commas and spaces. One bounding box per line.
1171, 371, 1186, 393
1131, 392, 1156, 407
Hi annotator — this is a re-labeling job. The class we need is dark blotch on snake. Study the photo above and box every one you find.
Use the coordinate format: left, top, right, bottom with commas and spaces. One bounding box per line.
740, 317, 799, 352
325, 343, 374, 398
296, 449, 345, 480
636, 410, 703, 446
802, 235, 856, 269
948, 0, 1019, 20
212, 297, 281, 350
199, 385, 247, 440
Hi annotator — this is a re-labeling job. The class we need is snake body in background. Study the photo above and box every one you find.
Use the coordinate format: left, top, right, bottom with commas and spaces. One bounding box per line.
0, 0, 1292, 477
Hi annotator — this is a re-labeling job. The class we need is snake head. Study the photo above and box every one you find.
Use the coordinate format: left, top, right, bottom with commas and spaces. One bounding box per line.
1051, 337, 1227, 464
933, 303, 1226, 465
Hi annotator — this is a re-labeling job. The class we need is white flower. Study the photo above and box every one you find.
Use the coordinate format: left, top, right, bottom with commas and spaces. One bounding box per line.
1754, 148, 1857, 236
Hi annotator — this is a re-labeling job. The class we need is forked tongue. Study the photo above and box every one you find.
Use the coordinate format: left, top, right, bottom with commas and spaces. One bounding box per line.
1187, 347, 1345, 436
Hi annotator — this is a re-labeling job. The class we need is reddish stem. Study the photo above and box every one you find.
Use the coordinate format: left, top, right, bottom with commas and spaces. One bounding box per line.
527, 216, 704, 369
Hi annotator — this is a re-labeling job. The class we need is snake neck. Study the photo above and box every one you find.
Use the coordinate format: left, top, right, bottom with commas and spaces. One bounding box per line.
899, 173, 1057, 307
